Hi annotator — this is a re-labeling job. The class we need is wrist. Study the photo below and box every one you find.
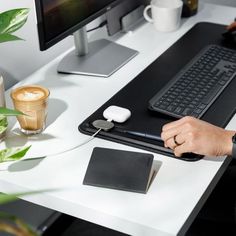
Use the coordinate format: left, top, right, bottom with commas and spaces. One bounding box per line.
232, 133, 236, 158
224, 130, 235, 156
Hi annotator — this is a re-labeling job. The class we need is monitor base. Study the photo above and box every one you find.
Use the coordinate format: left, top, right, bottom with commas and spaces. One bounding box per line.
57, 39, 138, 77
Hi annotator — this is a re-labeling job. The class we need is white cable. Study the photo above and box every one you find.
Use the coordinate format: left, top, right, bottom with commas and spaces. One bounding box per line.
47, 118, 114, 157
46, 128, 102, 157
18, 128, 102, 161
22, 117, 114, 160
40, 118, 114, 158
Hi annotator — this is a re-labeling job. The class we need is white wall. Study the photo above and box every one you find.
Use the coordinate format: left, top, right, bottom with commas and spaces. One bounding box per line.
0, 0, 236, 89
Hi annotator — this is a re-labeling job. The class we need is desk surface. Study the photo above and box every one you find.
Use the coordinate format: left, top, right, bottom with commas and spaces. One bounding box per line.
1, 3, 236, 236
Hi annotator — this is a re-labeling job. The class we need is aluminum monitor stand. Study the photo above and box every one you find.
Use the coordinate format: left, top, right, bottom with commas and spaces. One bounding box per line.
57, 28, 138, 77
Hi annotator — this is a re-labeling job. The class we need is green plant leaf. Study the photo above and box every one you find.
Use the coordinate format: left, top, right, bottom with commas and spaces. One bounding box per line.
0, 126, 7, 134
0, 191, 54, 235
0, 211, 38, 236
15, 217, 39, 236
0, 193, 26, 205
0, 116, 7, 126
0, 146, 31, 163
0, 8, 29, 34
0, 211, 17, 220
0, 116, 8, 135
0, 107, 24, 116
0, 33, 22, 43
0, 189, 55, 205
0, 190, 39, 205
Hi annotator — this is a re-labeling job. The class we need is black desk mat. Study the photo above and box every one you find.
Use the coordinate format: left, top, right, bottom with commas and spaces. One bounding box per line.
79, 22, 236, 161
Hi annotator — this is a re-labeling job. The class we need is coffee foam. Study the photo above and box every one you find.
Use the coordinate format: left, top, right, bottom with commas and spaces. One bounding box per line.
11, 86, 49, 102
17, 90, 45, 101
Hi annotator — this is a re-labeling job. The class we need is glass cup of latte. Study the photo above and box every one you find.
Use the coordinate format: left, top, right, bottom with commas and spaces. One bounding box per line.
11, 85, 50, 135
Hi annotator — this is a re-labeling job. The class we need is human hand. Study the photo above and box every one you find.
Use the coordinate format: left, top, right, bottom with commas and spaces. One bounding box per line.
161, 116, 235, 157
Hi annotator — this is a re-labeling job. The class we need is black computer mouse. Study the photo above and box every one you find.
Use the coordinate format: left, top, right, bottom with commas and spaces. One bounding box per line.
222, 29, 236, 45
180, 152, 204, 162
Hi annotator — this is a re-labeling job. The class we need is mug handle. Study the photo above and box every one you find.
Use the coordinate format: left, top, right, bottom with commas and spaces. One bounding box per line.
143, 5, 153, 23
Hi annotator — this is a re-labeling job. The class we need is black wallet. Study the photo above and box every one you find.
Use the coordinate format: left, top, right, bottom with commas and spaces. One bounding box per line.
83, 147, 156, 194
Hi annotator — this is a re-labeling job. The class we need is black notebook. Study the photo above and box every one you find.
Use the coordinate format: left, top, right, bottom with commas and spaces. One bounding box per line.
83, 147, 156, 194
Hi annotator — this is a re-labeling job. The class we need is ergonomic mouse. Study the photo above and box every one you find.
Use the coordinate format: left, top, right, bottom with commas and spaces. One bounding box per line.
222, 29, 236, 45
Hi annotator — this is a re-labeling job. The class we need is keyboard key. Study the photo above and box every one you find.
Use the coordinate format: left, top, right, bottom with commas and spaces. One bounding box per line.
174, 107, 183, 114
198, 104, 207, 110
182, 108, 193, 116
202, 84, 222, 105
167, 105, 175, 112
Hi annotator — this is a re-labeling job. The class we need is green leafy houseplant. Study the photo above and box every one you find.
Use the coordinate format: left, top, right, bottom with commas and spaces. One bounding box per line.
0, 110, 34, 236
0, 6, 30, 146
0, 7, 29, 139
0, 7, 31, 160
0, 108, 34, 235
0, 8, 29, 43
0, 8, 29, 141
0, 107, 23, 137
0, 100, 31, 165
0, 8, 36, 236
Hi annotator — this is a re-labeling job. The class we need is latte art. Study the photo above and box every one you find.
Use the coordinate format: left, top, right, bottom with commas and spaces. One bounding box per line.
11, 85, 50, 135
11, 86, 48, 103
17, 91, 45, 101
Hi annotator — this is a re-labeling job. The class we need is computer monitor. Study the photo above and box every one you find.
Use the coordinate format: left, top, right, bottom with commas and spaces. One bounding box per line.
35, 0, 138, 77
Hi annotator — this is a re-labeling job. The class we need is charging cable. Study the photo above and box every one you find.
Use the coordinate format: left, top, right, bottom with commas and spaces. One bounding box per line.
46, 106, 131, 157
87, 20, 107, 33
44, 128, 103, 158
23, 106, 131, 159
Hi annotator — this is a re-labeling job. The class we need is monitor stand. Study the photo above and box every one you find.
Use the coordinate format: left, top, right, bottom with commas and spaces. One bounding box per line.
57, 27, 138, 77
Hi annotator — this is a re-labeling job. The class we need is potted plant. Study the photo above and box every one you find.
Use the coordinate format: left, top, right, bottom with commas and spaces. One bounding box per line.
0, 8, 36, 236
0, 7, 29, 137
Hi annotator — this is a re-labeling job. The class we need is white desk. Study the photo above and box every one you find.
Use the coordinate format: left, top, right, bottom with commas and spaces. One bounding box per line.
1, 3, 236, 236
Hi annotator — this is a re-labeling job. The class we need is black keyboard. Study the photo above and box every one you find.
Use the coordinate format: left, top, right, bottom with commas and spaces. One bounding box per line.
148, 45, 236, 119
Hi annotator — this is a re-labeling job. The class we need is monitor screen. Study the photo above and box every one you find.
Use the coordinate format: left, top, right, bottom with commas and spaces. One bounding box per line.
35, 0, 138, 77
35, 0, 122, 50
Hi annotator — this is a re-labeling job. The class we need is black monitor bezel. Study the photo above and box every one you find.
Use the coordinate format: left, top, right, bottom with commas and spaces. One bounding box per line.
35, 0, 124, 50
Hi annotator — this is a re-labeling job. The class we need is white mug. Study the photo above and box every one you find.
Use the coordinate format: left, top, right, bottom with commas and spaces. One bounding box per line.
143, 0, 183, 32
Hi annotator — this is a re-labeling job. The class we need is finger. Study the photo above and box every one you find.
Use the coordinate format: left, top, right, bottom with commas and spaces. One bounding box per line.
174, 133, 185, 145
162, 116, 200, 142
162, 116, 198, 132
162, 119, 182, 132
161, 125, 184, 142
165, 137, 178, 150
174, 143, 192, 157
